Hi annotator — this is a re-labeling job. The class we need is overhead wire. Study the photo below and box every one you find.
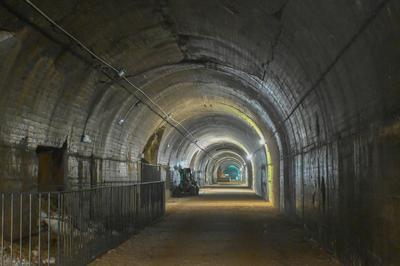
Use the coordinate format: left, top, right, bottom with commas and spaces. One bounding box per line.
23, 0, 212, 158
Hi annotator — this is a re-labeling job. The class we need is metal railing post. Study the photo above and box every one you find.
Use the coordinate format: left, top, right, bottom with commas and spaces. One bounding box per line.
19, 193, 22, 265
38, 193, 41, 265
0, 180, 165, 265
10, 193, 13, 264
57, 193, 61, 265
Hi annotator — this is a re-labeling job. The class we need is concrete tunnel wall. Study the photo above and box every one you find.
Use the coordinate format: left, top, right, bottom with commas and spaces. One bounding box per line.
0, 0, 399, 265
157, 113, 267, 194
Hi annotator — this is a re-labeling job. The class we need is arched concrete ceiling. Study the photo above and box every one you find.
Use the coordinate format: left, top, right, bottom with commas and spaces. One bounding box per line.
158, 113, 262, 166
0, 0, 397, 187
192, 143, 250, 179
0, 1, 399, 262
111, 64, 281, 161
1, 0, 395, 166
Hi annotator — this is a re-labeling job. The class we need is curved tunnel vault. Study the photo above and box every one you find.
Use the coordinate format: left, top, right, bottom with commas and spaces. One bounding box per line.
0, 0, 399, 264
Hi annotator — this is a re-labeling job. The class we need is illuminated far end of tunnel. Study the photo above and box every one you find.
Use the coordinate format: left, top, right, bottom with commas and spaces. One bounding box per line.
150, 95, 277, 205
1, 1, 398, 264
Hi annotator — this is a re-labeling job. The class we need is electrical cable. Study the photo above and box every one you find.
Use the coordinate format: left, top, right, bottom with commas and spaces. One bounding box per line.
23, 0, 212, 158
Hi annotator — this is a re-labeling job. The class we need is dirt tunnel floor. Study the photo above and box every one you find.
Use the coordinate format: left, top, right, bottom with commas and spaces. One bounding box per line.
91, 188, 340, 266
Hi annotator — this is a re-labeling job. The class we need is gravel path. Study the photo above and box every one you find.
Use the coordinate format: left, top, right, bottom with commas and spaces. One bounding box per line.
91, 188, 340, 266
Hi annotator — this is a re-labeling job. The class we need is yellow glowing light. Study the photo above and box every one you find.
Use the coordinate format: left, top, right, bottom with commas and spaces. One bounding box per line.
216, 104, 274, 206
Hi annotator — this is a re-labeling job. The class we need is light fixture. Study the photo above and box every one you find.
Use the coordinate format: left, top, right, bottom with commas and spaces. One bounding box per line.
117, 118, 125, 125
246, 154, 253, 160
81, 134, 92, 144
118, 69, 126, 77
22, 0, 209, 162
117, 100, 141, 126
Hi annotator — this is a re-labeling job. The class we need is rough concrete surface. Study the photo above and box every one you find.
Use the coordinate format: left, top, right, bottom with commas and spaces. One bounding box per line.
91, 188, 340, 266
0, 0, 399, 264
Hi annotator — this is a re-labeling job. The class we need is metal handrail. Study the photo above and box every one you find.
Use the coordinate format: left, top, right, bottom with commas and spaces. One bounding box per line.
0, 181, 165, 265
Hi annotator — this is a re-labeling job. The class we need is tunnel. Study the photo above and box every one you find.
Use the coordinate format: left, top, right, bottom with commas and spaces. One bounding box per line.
0, 0, 399, 265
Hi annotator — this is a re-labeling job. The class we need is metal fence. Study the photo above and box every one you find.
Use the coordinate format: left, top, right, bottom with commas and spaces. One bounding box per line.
0, 181, 165, 265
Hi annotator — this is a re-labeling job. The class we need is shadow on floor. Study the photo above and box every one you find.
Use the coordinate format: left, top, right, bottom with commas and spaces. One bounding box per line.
92, 188, 340, 266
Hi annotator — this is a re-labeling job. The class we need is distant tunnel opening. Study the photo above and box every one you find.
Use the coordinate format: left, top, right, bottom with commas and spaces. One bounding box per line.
0, 0, 399, 265
222, 164, 241, 181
